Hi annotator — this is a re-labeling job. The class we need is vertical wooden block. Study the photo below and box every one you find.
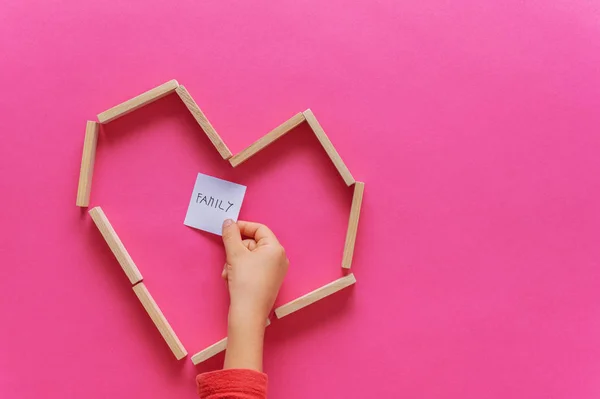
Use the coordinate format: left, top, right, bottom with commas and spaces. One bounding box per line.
97, 79, 179, 123
303, 109, 355, 186
342, 182, 365, 269
191, 337, 228, 365
229, 112, 306, 167
76, 121, 99, 207
176, 86, 232, 159
133, 282, 187, 360
275, 274, 357, 319
88, 207, 143, 284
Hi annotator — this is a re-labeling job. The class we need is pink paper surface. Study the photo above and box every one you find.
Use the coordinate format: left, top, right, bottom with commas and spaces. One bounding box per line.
1, 1, 599, 398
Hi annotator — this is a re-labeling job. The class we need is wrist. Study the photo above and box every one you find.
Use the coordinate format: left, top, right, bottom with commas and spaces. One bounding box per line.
228, 304, 267, 333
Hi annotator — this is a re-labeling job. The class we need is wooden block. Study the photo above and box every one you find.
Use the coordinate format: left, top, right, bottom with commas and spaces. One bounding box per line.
229, 112, 306, 167
97, 79, 179, 123
275, 274, 357, 319
303, 109, 355, 186
76, 121, 99, 207
88, 207, 143, 284
191, 337, 227, 365
133, 282, 187, 360
176, 86, 232, 159
342, 182, 365, 269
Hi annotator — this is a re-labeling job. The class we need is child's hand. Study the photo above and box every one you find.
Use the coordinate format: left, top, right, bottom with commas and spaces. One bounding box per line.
221, 219, 289, 323
221, 219, 289, 371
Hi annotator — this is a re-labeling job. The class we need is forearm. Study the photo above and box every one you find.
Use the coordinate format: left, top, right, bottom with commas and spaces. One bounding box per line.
224, 306, 266, 371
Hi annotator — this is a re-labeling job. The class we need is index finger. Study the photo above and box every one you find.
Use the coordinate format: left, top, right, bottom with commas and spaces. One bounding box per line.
236, 221, 279, 245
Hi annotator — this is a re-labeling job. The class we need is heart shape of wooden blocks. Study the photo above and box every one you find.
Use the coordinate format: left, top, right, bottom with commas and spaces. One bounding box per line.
76, 80, 365, 364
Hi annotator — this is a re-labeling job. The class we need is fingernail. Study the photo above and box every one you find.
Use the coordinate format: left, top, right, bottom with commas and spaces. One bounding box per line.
223, 219, 233, 227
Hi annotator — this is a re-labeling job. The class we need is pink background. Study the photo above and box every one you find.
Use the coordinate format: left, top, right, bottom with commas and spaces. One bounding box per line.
1, 1, 599, 398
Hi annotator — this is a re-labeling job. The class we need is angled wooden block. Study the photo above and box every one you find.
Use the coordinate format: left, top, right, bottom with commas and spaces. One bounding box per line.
133, 282, 187, 360
275, 274, 356, 319
97, 79, 179, 123
191, 337, 227, 365
229, 112, 306, 167
89, 207, 143, 284
303, 109, 355, 186
76, 121, 100, 207
176, 86, 232, 160
342, 182, 365, 269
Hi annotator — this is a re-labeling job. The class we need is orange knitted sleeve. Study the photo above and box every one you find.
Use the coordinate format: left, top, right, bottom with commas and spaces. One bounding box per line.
197, 369, 268, 399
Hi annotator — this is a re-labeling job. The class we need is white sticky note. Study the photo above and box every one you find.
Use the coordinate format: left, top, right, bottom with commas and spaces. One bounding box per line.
184, 173, 247, 235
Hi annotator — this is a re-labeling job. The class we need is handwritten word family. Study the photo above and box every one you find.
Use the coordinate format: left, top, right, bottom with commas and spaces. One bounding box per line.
185, 173, 246, 235
196, 193, 234, 212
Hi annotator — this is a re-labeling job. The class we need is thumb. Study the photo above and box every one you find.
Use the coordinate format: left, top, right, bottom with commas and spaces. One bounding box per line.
222, 219, 245, 259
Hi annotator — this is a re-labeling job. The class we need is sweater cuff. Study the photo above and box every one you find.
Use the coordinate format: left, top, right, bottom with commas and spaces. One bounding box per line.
197, 369, 268, 398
